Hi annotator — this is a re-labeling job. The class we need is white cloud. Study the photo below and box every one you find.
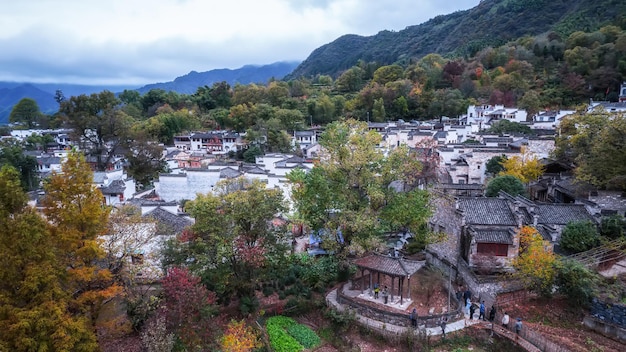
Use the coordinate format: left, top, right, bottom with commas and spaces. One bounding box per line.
0, 0, 478, 85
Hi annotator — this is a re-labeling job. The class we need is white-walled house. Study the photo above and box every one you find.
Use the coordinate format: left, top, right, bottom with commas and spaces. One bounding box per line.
464, 105, 528, 130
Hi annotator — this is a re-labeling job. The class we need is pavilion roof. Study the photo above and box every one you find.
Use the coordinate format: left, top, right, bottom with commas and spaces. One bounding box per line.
353, 254, 425, 278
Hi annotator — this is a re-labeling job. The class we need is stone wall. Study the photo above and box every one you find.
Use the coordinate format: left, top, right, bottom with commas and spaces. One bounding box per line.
427, 192, 463, 267
425, 249, 522, 310
336, 283, 463, 328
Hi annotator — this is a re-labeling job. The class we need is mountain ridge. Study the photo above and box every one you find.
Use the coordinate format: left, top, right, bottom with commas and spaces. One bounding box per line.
288, 0, 626, 78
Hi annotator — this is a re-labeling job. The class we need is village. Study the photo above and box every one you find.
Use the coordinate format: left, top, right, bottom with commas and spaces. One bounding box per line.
4, 85, 626, 351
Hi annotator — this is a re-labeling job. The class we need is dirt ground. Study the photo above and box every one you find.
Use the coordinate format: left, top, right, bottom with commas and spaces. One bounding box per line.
498, 294, 626, 352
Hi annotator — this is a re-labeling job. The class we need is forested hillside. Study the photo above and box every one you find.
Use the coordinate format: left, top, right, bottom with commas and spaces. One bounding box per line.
289, 0, 626, 78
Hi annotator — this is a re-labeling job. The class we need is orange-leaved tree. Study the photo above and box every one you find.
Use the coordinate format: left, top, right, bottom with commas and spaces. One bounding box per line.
42, 151, 121, 323
0, 165, 99, 351
513, 225, 556, 296
220, 320, 262, 352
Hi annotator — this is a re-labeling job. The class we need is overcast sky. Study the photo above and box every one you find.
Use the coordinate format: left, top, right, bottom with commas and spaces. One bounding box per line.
1, 0, 479, 86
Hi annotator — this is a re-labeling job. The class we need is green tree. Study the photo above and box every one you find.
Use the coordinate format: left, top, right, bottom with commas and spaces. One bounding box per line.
287, 119, 429, 254
0, 140, 38, 190
485, 175, 525, 197
600, 214, 626, 240
486, 119, 532, 135
335, 67, 364, 92
560, 220, 599, 253
555, 111, 626, 191
42, 151, 121, 323
0, 165, 99, 351
166, 179, 288, 300
124, 131, 166, 187
372, 64, 405, 85
486, 154, 507, 176
554, 259, 598, 307
60, 91, 134, 171
9, 98, 42, 128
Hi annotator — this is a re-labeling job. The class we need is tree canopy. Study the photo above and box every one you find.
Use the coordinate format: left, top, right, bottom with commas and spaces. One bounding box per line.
485, 175, 525, 197
555, 110, 626, 191
287, 119, 433, 255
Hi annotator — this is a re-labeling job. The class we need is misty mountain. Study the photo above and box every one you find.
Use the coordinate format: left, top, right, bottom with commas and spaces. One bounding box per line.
0, 61, 299, 124
136, 61, 300, 94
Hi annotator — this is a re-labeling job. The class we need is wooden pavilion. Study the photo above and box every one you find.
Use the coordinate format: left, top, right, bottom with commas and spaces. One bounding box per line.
352, 253, 425, 305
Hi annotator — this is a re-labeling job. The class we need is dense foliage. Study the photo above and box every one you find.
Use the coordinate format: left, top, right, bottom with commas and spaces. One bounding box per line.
555, 111, 626, 191
559, 221, 600, 253
266, 316, 320, 352
485, 175, 525, 197
287, 119, 434, 255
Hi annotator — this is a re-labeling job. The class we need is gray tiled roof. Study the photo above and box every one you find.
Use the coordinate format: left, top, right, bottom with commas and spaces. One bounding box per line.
353, 254, 425, 278
220, 167, 242, 179
143, 207, 192, 236
100, 179, 126, 194
471, 228, 513, 244
458, 197, 517, 226
534, 204, 594, 225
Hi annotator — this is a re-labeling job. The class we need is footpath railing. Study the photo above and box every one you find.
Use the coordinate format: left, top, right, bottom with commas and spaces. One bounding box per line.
487, 311, 572, 352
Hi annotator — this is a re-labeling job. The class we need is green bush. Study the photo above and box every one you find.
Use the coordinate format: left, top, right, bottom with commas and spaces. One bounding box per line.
600, 215, 626, 240
286, 324, 321, 349
485, 175, 525, 197
555, 259, 598, 307
266, 316, 316, 352
560, 220, 600, 253
239, 295, 259, 316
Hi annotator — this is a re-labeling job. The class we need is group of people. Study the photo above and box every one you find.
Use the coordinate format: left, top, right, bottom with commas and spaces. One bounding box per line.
462, 289, 523, 336
373, 283, 389, 304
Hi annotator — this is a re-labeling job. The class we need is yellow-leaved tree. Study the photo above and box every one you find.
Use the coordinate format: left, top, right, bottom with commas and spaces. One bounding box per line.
43, 151, 121, 323
499, 146, 544, 185
0, 165, 99, 351
220, 320, 261, 352
513, 226, 556, 296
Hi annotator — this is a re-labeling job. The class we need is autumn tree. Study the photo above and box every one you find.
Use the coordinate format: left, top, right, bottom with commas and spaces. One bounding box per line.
164, 178, 288, 301
161, 266, 219, 350
0, 165, 99, 351
42, 151, 120, 323
220, 320, 261, 352
287, 119, 431, 254
499, 146, 545, 184
513, 226, 556, 296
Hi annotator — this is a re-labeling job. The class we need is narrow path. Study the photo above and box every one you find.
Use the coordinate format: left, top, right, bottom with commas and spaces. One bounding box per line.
327, 288, 543, 352
470, 321, 541, 352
